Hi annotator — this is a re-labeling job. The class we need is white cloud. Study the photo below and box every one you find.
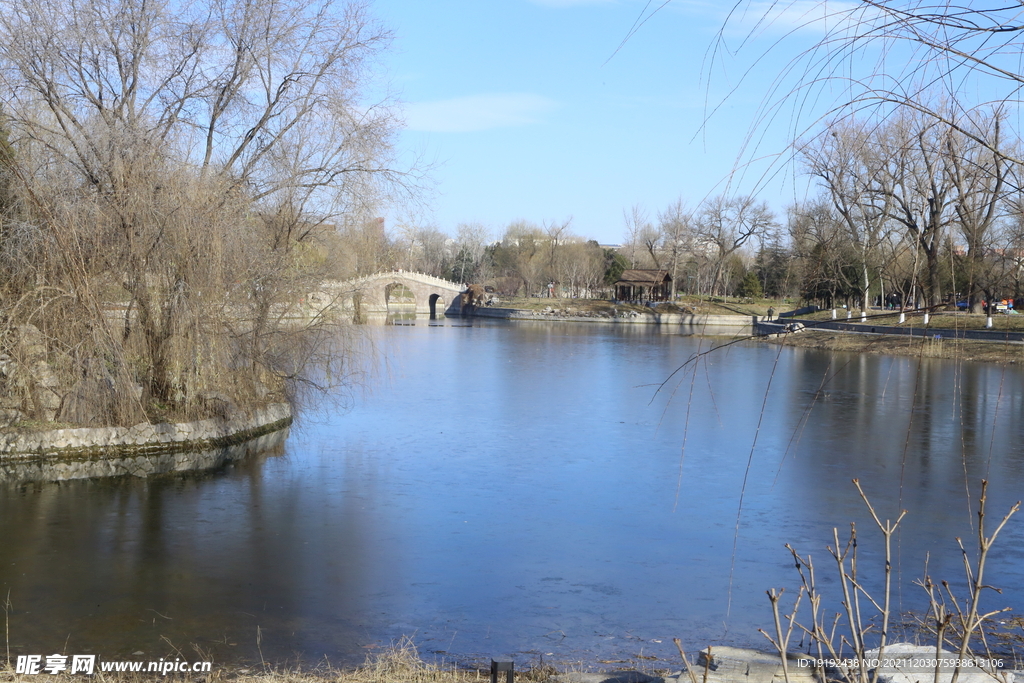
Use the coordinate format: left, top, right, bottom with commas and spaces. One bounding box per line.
403, 93, 559, 133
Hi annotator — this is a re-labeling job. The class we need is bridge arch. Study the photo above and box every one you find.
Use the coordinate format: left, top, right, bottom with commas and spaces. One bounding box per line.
428, 293, 445, 319
325, 271, 465, 317
384, 282, 416, 308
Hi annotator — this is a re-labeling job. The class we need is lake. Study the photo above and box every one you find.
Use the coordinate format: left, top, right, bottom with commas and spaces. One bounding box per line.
2, 319, 1023, 669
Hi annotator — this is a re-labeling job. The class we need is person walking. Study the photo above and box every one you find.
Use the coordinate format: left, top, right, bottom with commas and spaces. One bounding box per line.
767, 306, 775, 321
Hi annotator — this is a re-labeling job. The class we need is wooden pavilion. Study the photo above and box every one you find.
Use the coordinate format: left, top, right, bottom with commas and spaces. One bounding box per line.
614, 269, 672, 302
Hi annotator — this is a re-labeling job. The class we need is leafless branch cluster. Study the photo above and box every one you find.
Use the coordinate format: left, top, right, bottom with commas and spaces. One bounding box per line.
763, 480, 1020, 683
620, 195, 779, 298
715, 1, 1024, 153
486, 220, 611, 298
0, 0, 403, 426
696, 3, 1024, 309
795, 105, 1024, 311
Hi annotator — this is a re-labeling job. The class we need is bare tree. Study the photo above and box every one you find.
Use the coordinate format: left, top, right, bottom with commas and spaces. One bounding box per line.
395, 226, 453, 278
789, 198, 865, 308
544, 219, 573, 291
806, 110, 960, 307
710, 1, 1024, 200
492, 221, 545, 296
658, 199, 693, 298
557, 239, 606, 298
801, 120, 897, 310
1002, 191, 1024, 299
947, 111, 1013, 312
334, 217, 397, 277
0, 0, 403, 424
695, 195, 778, 296
622, 204, 658, 268
452, 222, 490, 283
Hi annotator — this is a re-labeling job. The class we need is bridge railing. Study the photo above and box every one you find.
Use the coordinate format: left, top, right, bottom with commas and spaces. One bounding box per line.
335, 270, 466, 290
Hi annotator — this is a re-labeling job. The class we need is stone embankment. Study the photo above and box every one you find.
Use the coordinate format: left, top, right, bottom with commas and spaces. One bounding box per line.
469, 306, 756, 335
0, 402, 291, 484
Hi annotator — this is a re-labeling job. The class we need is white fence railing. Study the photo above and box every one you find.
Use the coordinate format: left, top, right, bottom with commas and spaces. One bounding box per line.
335, 271, 465, 291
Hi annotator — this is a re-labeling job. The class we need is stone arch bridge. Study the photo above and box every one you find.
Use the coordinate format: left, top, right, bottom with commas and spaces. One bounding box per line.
323, 271, 466, 317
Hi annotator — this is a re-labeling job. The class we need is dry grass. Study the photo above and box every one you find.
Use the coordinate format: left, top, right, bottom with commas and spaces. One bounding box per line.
676, 297, 783, 316
891, 313, 1024, 331
338, 640, 486, 683
759, 328, 1024, 364
0, 639, 564, 683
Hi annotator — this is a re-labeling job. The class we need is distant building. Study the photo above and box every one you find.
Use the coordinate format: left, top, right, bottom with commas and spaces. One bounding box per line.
614, 269, 672, 302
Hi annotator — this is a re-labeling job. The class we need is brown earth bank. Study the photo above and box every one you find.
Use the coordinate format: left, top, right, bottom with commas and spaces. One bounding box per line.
5, 639, 1021, 683
759, 328, 1024, 364
0, 641, 679, 683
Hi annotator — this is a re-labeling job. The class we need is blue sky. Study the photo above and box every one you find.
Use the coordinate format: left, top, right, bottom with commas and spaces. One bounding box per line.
375, 0, 831, 244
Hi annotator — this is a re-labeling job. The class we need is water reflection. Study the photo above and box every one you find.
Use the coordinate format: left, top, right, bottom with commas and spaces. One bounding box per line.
1, 449, 374, 665
1, 320, 1022, 669
774, 350, 1024, 596
386, 308, 418, 325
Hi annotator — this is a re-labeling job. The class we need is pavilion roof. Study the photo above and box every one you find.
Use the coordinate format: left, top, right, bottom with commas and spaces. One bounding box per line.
615, 269, 672, 285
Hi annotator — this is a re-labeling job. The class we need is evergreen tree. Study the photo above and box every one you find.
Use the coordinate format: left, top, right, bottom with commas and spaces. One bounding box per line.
737, 271, 764, 299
